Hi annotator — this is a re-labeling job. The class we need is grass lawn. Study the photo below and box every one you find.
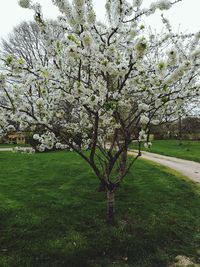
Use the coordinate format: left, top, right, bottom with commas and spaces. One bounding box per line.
130, 140, 200, 163
0, 151, 200, 267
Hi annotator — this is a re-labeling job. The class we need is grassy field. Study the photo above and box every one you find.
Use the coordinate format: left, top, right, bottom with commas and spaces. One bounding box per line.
0, 151, 200, 267
130, 140, 200, 163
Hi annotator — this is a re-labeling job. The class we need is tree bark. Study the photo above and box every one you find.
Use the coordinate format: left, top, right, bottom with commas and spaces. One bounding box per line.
179, 116, 182, 145
119, 149, 127, 177
107, 190, 115, 223
97, 180, 106, 192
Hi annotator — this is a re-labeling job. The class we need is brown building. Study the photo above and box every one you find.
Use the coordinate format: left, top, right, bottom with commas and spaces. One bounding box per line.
7, 132, 26, 144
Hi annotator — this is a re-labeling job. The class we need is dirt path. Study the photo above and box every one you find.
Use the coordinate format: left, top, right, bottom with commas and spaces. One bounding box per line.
0, 148, 13, 152
0, 147, 30, 152
128, 150, 200, 183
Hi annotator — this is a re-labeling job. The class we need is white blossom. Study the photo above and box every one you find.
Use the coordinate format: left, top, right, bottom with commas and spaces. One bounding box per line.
140, 115, 149, 125
80, 31, 93, 47
144, 142, 152, 148
18, 0, 31, 9
167, 48, 178, 66
33, 134, 40, 140
133, 0, 143, 8
139, 129, 147, 141
157, 0, 171, 10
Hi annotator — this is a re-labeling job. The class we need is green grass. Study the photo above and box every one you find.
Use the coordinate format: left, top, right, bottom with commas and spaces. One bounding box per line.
130, 140, 200, 163
0, 151, 200, 267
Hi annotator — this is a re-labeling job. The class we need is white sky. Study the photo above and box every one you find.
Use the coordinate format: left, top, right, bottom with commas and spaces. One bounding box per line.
0, 0, 199, 39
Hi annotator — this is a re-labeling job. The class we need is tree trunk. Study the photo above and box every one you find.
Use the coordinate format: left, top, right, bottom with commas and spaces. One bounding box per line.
119, 149, 127, 177
179, 116, 182, 145
97, 180, 106, 192
107, 190, 115, 223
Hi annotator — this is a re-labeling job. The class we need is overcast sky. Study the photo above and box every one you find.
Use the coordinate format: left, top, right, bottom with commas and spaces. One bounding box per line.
0, 0, 199, 39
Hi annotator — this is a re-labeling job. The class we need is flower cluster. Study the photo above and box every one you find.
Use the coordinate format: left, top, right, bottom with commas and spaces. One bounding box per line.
12, 146, 35, 154
18, 0, 31, 9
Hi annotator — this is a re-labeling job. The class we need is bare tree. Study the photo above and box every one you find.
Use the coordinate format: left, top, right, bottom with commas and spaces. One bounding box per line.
1, 21, 48, 68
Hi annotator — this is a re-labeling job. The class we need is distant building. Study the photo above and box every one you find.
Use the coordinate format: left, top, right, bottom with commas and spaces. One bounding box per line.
7, 132, 26, 144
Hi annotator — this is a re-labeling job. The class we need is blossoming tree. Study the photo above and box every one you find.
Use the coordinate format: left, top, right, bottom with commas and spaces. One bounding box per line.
0, 0, 200, 221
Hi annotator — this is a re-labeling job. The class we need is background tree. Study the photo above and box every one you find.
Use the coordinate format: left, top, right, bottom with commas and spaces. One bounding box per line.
0, 0, 200, 222
1, 21, 47, 68
0, 21, 74, 148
